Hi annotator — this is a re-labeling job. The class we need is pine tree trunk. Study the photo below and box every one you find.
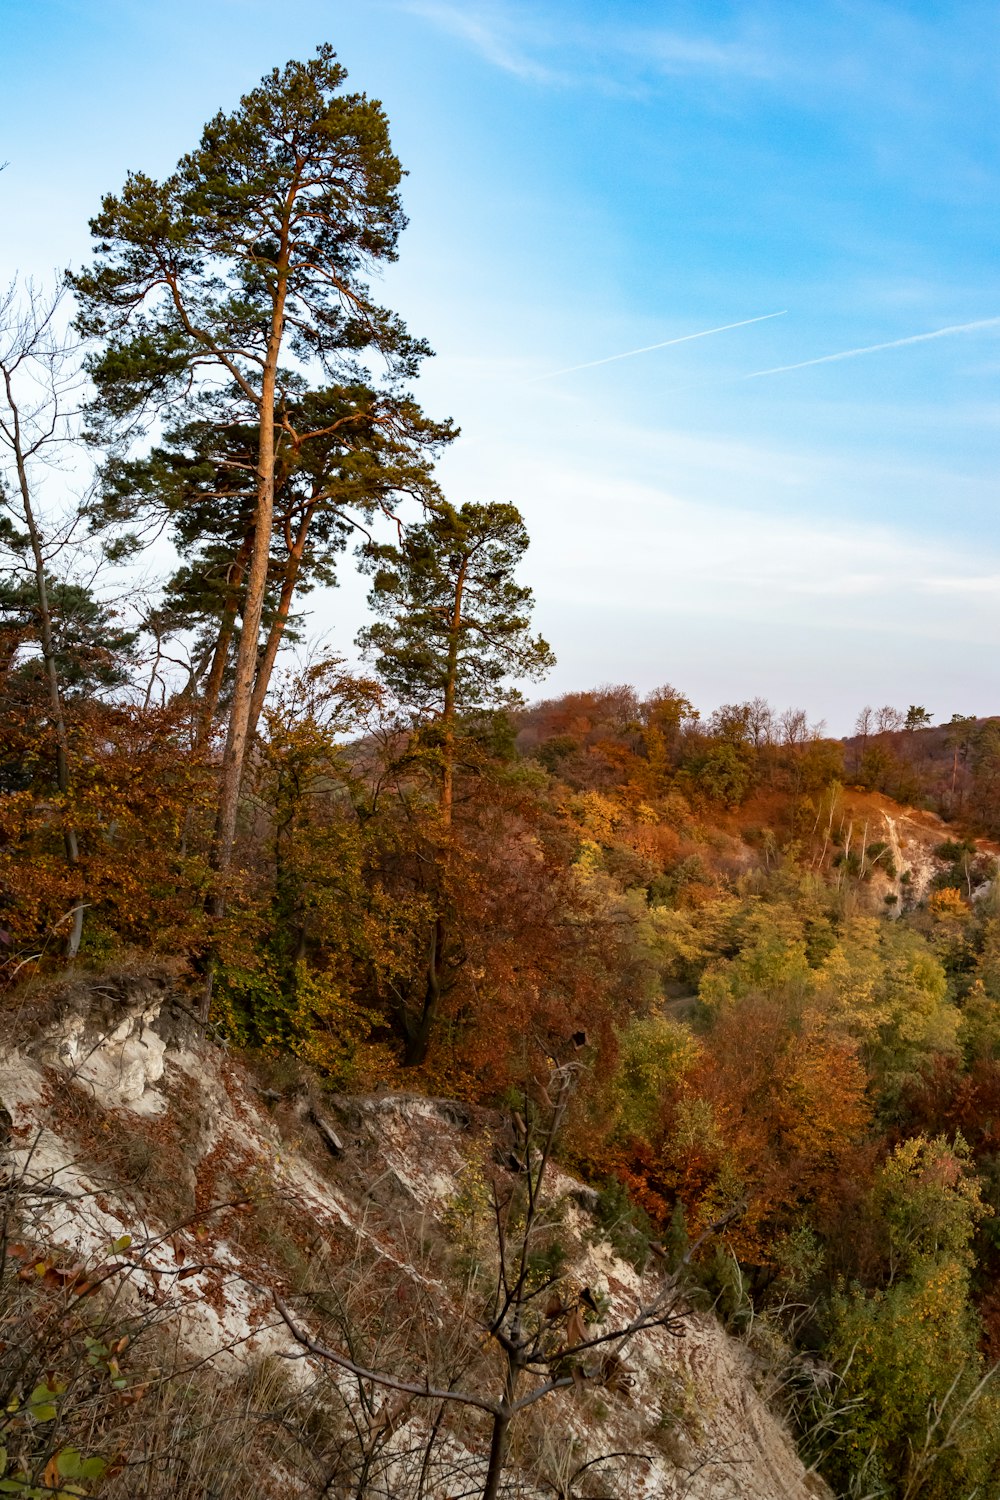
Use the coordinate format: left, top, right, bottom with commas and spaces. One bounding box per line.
202, 249, 291, 1017
245, 508, 314, 743
401, 553, 469, 1063
403, 916, 443, 1067
196, 537, 252, 746
440, 555, 467, 828
212, 393, 277, 880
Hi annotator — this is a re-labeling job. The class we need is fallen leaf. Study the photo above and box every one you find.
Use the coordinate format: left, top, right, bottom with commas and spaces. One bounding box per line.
565, 1307, 587, 1348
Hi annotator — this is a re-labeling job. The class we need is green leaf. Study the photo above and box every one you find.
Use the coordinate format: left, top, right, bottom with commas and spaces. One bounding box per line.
55, 1451, 82, 1479
26, 1380, 65, 1421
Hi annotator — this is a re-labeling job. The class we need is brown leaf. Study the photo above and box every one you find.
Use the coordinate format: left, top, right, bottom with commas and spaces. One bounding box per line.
371, 1393, 413, 1436
50, 1263, 85, 1282
600, 1353, 635, 1393
565, 1306, 587, 1348
544, 1292, 564, 1321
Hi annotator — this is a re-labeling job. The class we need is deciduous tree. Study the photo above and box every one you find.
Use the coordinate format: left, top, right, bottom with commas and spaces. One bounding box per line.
0, 283, 98, 956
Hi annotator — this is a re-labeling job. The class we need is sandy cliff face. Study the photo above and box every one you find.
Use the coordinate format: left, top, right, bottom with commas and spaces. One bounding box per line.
0, 972, 830, 1499
877, 805, 949, 912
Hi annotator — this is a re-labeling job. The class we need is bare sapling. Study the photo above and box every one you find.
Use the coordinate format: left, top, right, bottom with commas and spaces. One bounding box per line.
276, 1063, 739, 1500
0, 282, 89, 957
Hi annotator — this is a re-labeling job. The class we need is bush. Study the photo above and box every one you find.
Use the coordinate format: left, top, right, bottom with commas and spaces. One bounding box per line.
818, 1137, 1000, 1499
608, 1014, 699, 1144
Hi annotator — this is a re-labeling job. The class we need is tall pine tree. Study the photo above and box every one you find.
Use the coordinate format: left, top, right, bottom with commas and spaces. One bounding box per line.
71, 47, 432, 985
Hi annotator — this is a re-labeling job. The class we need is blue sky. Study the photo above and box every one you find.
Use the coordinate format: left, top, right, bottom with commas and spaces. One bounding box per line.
4, 0, 999, 730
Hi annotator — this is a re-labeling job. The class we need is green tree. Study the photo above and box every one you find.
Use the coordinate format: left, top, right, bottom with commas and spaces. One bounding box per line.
95, 384, 452, 743
707, 702, 755, 746
359, 501, 554, 826
358, 500, 554, 1063
0, 574, 135, 700
694, 742, 753, 807
905, 705, 933, 732
859, 740, 898, 793
70, 46, 430, 966
609, 1013, 700, 1144
824, 1138, 999, 1500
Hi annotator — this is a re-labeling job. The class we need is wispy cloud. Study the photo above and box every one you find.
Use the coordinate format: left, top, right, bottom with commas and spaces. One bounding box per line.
739, 316, 1000, 382
395, 1, 560, 83
633, 28, 775, 80
525, 461, 1000, 633
922, 574, 1000, 594
397, 1, 783, 88
529, 311, 787, 382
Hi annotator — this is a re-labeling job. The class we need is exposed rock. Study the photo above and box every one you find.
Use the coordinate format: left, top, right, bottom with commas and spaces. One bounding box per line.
309, 1107, 344, 1157
0, 972, 830, 1500
881, 809, 945, 912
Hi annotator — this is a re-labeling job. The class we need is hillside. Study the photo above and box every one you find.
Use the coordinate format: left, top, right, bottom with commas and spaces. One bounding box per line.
8, 670, 1000, 1495
3, 40, 1000, 1497
1, 969, 829, 1499
839, 715, 1000, 832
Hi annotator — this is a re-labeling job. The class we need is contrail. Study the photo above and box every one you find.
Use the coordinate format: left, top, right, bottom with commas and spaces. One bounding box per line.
740, 315, 1000, 382
529, 310, 787, 382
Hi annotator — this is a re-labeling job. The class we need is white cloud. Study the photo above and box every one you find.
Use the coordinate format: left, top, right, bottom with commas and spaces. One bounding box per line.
310, 418, 999, 729
492, 456, 1000, 645
628, 28, 775, 80
396, 1, 783, 88
921, 574, 1000, 595
395, 1, 561, 83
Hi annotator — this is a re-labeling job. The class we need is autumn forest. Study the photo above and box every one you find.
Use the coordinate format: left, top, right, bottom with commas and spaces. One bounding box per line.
5, 45, 1000, 1500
